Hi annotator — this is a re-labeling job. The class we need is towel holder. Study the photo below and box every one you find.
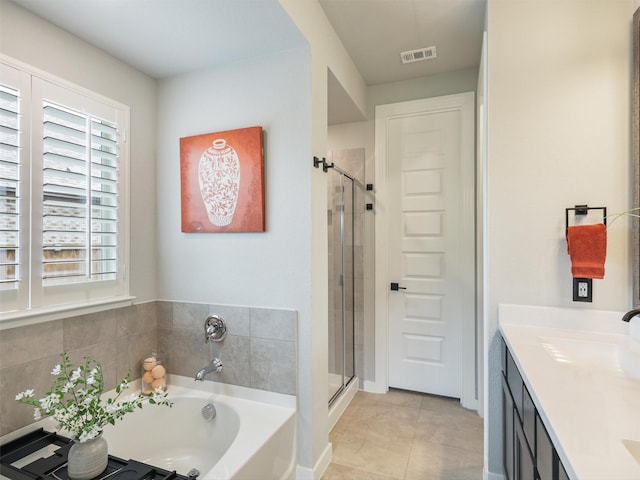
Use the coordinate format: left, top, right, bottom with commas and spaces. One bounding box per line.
565, 205, 607, 234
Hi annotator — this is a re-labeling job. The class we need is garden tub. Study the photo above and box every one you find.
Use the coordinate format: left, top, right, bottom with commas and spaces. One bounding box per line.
104, 376, 296, 480
3, 375, 296, 480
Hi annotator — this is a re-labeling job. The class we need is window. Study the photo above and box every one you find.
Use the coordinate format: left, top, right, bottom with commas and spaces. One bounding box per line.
0, 59, 130, 319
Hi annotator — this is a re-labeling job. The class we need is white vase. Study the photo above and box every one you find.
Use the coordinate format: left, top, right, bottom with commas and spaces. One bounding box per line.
67, 434, 108, 480
198, 139, 241, 227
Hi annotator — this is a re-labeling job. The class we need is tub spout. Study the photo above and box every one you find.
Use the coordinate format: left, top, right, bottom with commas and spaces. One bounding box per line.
195, 358, 223, 381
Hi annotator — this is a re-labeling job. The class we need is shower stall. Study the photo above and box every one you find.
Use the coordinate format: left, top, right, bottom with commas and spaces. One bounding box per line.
327, 149, 364, 407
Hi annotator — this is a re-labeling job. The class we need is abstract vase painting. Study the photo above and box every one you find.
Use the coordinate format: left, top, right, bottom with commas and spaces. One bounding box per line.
180, 126, 264, 233
198, 139, 240, 226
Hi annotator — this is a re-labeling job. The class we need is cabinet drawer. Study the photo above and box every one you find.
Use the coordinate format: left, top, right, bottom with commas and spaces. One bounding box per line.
536, 413, 555, 480
558, 461, 570, 480
522, 385, 535, 451
515, 417, 536, 480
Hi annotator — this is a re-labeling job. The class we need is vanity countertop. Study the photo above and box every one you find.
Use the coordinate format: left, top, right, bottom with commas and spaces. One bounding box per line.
498, 304, 640, 480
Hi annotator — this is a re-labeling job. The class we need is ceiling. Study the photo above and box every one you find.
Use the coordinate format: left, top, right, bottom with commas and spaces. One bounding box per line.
7, 0, 486, 124
6, 0, 307, 79
319, 0, 486, 86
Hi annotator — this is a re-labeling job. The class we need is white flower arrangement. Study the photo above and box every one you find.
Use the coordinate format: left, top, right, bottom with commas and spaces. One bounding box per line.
16, 352, 172, 442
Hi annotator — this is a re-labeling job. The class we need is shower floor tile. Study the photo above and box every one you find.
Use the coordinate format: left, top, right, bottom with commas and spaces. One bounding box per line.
322, 389, 483, 480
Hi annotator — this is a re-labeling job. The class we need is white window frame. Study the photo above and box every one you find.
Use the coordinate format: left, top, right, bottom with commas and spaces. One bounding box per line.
0, 56, 132, 327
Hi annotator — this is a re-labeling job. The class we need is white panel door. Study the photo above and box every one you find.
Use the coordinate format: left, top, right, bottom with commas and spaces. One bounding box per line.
387, 108, 463, 397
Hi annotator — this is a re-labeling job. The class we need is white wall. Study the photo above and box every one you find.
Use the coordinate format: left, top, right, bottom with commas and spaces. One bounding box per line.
367, 67, 479, 118
155, 46, 316, 470
279, 2, 369, 475
156, 49, 311, 309
485, 0, 633, 475
0, 0, 159, 303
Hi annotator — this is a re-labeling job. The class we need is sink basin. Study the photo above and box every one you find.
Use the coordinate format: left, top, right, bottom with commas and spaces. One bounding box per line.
539, 336, 640, 379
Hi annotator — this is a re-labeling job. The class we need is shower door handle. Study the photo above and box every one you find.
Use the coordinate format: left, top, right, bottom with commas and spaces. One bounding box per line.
390, 282, 406, 291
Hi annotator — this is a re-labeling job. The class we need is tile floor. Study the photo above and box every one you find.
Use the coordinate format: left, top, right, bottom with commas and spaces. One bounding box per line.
322, 388, 484, 480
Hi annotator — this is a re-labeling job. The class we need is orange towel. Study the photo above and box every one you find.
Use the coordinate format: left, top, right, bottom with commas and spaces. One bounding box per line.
566, 224, 607, 279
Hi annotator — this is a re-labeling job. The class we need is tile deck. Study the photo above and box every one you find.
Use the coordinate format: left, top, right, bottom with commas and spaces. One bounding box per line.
322, 389, 484, 480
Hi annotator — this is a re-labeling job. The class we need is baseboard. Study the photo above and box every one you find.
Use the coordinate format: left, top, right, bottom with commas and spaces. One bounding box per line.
484, 467, 505, 480
460, 395, 479, 412
363, 379, 386, 394
295, 464, 313, 480
295, 442, 332, 480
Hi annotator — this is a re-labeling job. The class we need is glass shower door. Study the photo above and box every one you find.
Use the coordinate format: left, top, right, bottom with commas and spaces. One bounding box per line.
328, 169, 355, 405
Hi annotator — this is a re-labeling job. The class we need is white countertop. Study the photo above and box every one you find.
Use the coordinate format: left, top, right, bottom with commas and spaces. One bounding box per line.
498, 304, 640, 480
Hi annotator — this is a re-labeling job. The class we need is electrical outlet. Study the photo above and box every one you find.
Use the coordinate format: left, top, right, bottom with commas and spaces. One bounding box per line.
578, 282, 588, 297
573, 278, 592, 302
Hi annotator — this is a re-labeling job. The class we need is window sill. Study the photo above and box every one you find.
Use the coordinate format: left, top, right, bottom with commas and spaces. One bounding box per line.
0, 296, 136, 330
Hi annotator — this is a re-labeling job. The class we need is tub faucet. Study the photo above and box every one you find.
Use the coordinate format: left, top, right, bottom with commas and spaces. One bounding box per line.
194, 358, 223, 381
622, 308, 640, 322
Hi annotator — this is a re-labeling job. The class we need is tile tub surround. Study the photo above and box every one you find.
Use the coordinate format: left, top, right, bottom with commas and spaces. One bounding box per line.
0, 300, 297, 437
157, 301, 297, 395
0, 302, 158, 437
499, 304, 638, 480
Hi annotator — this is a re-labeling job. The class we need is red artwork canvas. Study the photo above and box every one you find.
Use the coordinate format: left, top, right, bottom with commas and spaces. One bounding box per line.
180, 126, 265, 233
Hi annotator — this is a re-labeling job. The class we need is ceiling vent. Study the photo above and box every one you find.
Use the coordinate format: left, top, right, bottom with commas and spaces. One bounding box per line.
400, 46, 437, 64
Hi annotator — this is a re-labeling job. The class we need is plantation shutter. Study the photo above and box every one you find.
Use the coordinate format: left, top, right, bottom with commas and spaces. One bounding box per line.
32, 76, 127, 309
0, 60, 129, 318
41, 103, 119, 287
0, 63, 30, 313
90, 116, 119, 281
0, 85, 20, 290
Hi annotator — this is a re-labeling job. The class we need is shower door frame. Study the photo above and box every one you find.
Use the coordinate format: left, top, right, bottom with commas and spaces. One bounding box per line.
328, 163, 359, 407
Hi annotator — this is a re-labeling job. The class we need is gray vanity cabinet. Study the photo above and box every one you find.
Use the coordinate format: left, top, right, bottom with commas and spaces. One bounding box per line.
502, 338, 569, 480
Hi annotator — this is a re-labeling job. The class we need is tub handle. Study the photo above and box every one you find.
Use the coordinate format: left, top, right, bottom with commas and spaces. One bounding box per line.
204, 315, 227, 343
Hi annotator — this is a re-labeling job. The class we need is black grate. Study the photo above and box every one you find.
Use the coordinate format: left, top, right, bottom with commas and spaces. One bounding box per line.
0, 429, 190, 480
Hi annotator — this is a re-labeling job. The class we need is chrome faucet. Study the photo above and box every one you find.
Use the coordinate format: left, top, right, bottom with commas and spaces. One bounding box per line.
194, 358, 223, 381
204, 315, 227, 343
622, 308, 640, 322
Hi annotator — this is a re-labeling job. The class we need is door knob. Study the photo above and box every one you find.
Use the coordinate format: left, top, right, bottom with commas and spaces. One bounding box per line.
390, 282, 407, 291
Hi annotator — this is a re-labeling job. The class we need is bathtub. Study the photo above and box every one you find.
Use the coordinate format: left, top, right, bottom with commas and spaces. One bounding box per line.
3, 375, 296, 480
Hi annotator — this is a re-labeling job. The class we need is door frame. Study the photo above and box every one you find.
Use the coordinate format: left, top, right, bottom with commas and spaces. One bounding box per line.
372, 92, 477, 410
